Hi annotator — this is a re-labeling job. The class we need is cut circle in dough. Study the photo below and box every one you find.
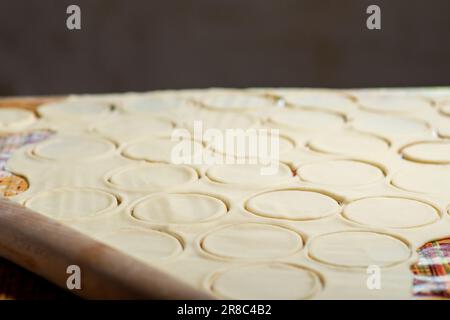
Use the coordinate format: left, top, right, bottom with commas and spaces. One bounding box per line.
32, 135, 116, 160
211, 134, 294, 158
108, 163, 197, 191
25, 188, 118, 220
121, 95, 189, 114
308, 231, 411, 268
99, 228, 183, 261
438, 125, 450, 139
132, 193, 227, 224
297, 160, 385, 186
93, 115, 175, 143
269, 108, 345, 130
206, 163, 293, 186
351, 113, 430, 137
210, 263, 321, 300
401, 141, 450, 164
196, 93, 275, 111
0, 108, 36, 131
343, 197, 440, 229
122, 137, 204, 164
37, 100, 112, 120
282, 91, 356, 112
307, 132, 389, 155
440, 103, 450, 116
201, 223, 303, 259
356, 94, 432, 114
392, 167, 450, 195
246, 189, 341, 221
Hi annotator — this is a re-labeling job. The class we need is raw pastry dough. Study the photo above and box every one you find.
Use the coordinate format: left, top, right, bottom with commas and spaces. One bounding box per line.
132, 193, 227, 224
38, 101, 113, 120
297, 160, 385, 186
108, 163, 198, 191
308, 231, 411, 268
401, 141, 450, 164
210, 263, 321, 300
195, 92, 275, 110
122, 137, 203, 163
0, 108, 35, 131
4, 88, 450, 300
246, 189, 340, 220
392, 167, 450, 195
206, 163, 293, 185
25, 187, 118, 220
269, 108, 345, 130
201, 223, 303, 259
307, 132, 389, 155
99, 228, 183, 261
355, 93, 432, 114
32, 134, 116, 160
351, 113, 430, 136
343, 197, 440, 228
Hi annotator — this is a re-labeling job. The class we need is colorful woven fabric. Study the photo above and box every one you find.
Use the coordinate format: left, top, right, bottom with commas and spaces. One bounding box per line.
0, 130, 53, 197
412, 239, 450, 298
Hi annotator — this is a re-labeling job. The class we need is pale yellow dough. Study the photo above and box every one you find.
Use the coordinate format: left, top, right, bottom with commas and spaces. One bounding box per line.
246, 189, 340, 220
25, 188, 118, 220
297, 160, 385, 186
0, 108, 35, 131
5, 88, 450, 300
308, 231, 411, 268
401, 141, 450, 164
307, 131, 389, 155
210, 263, 321, 300
343, 197, 440, 228
132, 193, 227, 224
201, 223, 303, 259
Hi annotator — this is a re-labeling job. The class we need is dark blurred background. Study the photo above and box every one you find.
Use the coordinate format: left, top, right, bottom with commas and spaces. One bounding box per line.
0, 0, 449, 96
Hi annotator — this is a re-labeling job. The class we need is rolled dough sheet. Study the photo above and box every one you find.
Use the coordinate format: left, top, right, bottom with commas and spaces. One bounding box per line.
4, 88, 450, 300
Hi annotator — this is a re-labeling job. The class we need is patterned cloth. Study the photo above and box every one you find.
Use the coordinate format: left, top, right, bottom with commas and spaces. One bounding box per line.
0, 130, 53, 196
412, 239, 450, 298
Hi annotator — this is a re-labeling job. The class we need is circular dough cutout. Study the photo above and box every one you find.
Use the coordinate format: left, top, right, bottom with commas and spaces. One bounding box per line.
282, 91, 356, 112
122, 95, 189, 114
197, 93, 275, 110
269, 109, 345, 130
392, 167, 450, 195
246, 189, 340, 220
343, 197, 440, 228
298, 160, 385, 186
94, 115, 174, 143
211, 135, 294, 158
25, 188, 117, 220
206, 163, 293, 186
401, 141, 450, 164
308, 231, 411, 268
440, 103, 450, 116
33, 135, 116, 160
210, 263, 320, 300
356, 94, 432, 114
108, 163, 197, 191
201, 223, 303, 259
122, 137, 203, 164
99, 228, 183, 261
351, 113, 430, 136
0, 108, 35, 131
38, 101, 112, 120
308, 132, 389, 155
132, 193, 227, 224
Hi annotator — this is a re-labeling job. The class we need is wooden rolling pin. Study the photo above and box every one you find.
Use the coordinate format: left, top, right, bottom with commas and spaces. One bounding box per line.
0, 198, 214, 299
